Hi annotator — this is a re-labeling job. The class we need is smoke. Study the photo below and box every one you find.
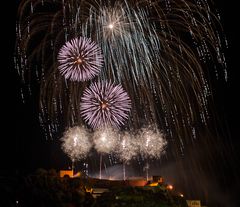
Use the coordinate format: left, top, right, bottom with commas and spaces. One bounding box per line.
88, 149, 239, 207
89, 164, 137, 180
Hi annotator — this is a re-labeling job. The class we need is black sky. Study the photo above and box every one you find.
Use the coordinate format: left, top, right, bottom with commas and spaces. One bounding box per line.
12, 0, 239, 170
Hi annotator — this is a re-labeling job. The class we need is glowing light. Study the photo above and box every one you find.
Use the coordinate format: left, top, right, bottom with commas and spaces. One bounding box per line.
93, 127, 119, 154
61, 126, 92, 161
138, 126, 167, 159
108, 23, 114, 29
80, 81, 131, 129
166, 185, 173, 190
58, 37, 103, 82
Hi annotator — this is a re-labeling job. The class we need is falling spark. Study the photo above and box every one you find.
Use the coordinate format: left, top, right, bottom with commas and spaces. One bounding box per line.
15, 0, 228, 156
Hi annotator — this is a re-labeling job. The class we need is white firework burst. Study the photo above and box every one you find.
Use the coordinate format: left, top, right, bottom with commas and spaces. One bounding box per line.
93, 127, 119, 154
138, 126, 167, 159
117, 132, 138, 162
61, 126, 92, 161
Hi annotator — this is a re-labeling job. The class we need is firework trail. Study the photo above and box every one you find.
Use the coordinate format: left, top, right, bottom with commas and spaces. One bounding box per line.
16, 0, 227, 153
92, 126, 119, 179
80, 81, 131, 129
136, 125, 167, 180
61, 126, 92, 161
116, 131, 139, 180
58, 36, 103, 82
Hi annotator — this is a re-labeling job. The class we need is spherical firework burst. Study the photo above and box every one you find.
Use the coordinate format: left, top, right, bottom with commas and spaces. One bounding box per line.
138, 126, 167, 159
117, 132, 138, 162
93, 127, 119, 154
61, 126, 92, 161
80, 81, 131, 129
58, 37, 103, 81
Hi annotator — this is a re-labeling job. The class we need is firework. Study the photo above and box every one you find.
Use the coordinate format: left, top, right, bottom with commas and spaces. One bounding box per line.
16, 0, 227, 151
58, 37, 103, 81
93, 127, 119, 154
92, 126, 119, 179
117, 132, 138, 162
61, 126, 92, 161
16, 1, 232, 201
116, 131, 139, 181
80, 81, 131, 129
138, 126, 167, 159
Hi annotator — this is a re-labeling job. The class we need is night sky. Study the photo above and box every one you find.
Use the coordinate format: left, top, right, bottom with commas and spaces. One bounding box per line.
7, 0, 240, 206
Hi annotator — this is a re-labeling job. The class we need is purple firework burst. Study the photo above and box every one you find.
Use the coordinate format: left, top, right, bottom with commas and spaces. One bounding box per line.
80, 81, 131, 129
58, 37, 103, 81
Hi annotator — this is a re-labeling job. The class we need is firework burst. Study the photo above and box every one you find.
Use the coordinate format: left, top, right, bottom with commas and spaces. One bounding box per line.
58, 37, 103, 82
16, 0, 227, 153
138, 126, 167, 159
61, 126, 92, 161
93, 127, 119, 154
117, 132, 138, 162
80, 81, 131, 129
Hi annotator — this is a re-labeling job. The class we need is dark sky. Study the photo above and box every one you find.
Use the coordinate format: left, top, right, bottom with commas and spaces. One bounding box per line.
12, 0, 239, 169
6, 0, 240, 206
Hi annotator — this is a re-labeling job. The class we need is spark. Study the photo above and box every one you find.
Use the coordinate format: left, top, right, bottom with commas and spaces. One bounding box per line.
93, 127, 119, 154
80, 81, 131, 129
16, 0, 228, 155
137, 126, 167, 159
108, 23, 114, 29
58, 37, 103, 82
117, 132, 138, 162
61, 126, 92, 161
